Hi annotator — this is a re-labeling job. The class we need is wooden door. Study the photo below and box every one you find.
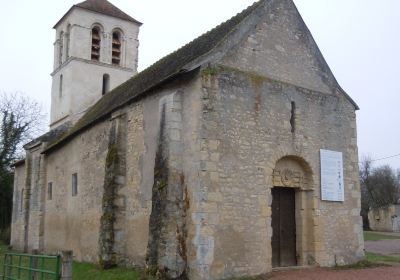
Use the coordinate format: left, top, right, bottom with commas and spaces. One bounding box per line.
271, 187, 297, 267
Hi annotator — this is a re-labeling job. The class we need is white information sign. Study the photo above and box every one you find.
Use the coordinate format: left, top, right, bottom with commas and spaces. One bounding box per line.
320, 149, 344, 202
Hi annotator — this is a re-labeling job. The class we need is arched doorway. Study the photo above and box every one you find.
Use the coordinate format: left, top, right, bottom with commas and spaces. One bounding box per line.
271, 156, 315, 268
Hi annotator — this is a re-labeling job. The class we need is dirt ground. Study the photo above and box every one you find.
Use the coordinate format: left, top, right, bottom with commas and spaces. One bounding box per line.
267, 266, 400, 280
267, 232, 400, 279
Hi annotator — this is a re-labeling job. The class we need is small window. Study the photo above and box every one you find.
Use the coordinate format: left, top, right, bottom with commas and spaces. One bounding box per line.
20, 189, 24, 212
59, 31, 64, 66
48, 182, 53, 200
102, 74, 110, 95
72, 173, 78, 196
112, 31, 121, 65
59, 74, 63, 98
91, 27, 101, 61
290, 101, 296, 133
66, 24, 71, 59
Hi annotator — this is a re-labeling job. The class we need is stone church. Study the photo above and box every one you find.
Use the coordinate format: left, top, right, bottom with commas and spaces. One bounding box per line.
11, 0, 364, 279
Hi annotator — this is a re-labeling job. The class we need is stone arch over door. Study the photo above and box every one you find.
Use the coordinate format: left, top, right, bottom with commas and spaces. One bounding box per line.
271, 156, 316, 267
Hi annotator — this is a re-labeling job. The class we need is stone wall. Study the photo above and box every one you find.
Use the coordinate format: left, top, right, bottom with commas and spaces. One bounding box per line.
220, 0, 337, 96
44, 120, 110, 262
11, 66, 363, 279
26, 146, 47, 252
10, 164, 26, 250
10, 145, 47, 253
368, 205, 400, 232
50, 60, 135, 128
42, 71, 202, 269
189, 66, 363, 279
119, 73, 203, 274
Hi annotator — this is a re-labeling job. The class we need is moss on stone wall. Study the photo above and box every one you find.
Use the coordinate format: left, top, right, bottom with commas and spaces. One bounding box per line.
99, 124, 119, 269
146, 106, 169, 272
201, 66, 219, 78
146, 101, 188, 280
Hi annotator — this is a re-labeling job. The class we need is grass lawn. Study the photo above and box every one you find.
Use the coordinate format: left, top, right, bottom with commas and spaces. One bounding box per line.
0, 241, 146, 280
365, 252, 400, 263
2, 238, 400, 279
0, 241, 7, 274
364, 231, 400, 241
73, 262, 144, 280
333, 259, 387, 270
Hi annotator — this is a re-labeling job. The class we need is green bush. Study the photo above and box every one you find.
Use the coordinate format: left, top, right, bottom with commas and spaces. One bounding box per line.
0, 226, 10, 245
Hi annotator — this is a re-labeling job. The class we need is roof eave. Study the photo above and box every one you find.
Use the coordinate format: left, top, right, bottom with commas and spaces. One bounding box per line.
42, 67, 199, 155
76, 6, 142, 26
53, 6, 75, 29
12, 158, 26, 168
338, 86, 360, 110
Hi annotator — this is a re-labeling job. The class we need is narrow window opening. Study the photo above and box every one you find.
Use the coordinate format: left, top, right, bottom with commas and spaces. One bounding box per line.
66, 24, 71, 59
20, 189, 24, 212
290, 101, 296, 133
102, 74, 110, 95
112, 31, 121, 65
59, 31, 64, 66
48, 182, 53, 200
91, 27, 101, 61
72, 173, 78, 196
59, 74, 63, 98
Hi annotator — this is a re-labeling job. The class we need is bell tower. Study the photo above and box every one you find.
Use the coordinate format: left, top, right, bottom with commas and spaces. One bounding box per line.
50, 0, 142, 129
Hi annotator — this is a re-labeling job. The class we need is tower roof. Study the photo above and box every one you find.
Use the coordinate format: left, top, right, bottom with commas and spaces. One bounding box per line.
54, 0, 142, 28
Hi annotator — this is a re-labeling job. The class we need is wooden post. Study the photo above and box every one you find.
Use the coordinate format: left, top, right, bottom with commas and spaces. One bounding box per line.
61, 251, 73, 280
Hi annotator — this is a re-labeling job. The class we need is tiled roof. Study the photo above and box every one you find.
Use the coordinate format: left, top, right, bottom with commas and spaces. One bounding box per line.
75, 0, 141, 24
54, 0, 141, 28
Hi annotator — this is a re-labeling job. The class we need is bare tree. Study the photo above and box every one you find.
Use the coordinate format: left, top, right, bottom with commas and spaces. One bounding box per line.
0, 92, 46, 242
0, 92, 45, 166
360, 157, 400, 229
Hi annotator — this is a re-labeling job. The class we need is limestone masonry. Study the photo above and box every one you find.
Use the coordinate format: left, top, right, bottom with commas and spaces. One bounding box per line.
368, 205, 400, 232
11, 0, 364, 279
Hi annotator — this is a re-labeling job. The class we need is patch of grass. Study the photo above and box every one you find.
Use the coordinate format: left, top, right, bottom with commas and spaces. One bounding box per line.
73, 262, 145, 280
0, 241, 7, 275
0, 241, 148, 280
364, 231, 400, 241
0, 242, 63, 279
332, 260, 387, 270
365, 252, 400, 263
225, 275, 266, 280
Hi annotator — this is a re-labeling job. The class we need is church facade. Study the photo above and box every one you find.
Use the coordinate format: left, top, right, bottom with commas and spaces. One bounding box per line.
11, 0, 364, 279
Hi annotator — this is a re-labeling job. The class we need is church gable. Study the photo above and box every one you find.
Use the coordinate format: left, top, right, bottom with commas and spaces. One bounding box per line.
219, 0, 357, 108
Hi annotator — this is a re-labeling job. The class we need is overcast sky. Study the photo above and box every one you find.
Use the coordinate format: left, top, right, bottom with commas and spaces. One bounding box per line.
0, 0, 399, 170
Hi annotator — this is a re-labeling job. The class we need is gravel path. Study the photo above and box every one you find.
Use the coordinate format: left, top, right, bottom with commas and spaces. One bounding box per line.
265, 232, 400, 279
267, 266, 400, 280
365, 240, 400, 256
